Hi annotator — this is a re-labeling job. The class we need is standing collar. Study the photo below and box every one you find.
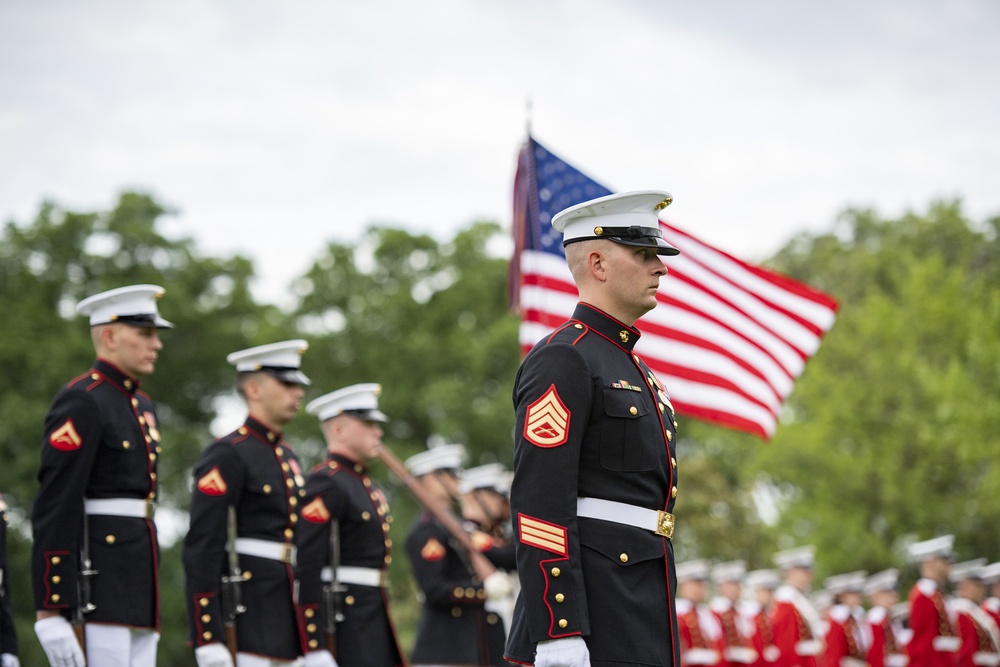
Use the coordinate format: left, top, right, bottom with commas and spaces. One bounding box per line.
572, 302, 642, 351
93, 358, 140, 392
328, 452, 367, 474
242, 416, 283, 444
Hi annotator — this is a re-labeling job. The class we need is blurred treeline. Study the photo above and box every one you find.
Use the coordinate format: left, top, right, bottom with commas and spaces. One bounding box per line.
1, 192, 999, 665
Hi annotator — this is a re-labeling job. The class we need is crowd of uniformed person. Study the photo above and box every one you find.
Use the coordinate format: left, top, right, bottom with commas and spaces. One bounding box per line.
675, 536, 1000, 667
3, 283, 522, 667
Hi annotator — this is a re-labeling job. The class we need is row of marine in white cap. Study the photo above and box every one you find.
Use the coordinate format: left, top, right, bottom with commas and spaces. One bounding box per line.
20, 283, 518, 667
673, 535, 1000, 667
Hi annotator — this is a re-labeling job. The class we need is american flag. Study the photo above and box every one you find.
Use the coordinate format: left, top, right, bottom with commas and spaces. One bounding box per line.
510, 137, 838, 439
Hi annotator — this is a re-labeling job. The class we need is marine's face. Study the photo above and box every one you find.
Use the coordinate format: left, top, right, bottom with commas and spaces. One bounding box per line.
605, 243, 667, 322
253, 374, 305, 427
339, 415, 384, 462
106, 324, 163, 377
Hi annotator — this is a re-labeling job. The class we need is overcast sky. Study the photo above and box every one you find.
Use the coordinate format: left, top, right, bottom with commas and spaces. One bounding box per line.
2, 0, 997, 304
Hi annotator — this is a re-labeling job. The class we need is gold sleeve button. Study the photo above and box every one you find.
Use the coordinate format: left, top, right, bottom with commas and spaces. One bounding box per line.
203, 632, 212, 641
558, 619, 568, 628
309, 640, 319, 649
620, 553, 629, 563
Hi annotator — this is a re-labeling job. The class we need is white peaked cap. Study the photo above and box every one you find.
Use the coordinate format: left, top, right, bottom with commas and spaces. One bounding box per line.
458, 463, 508, 495
551, 190, 679, 256
75, 284, 173, 328
226, 339, 310, 385
773, 545, 816, 570
824, 570, 868, 595
306, 382, 388, 422
676, 559, 711, 583
979, 562, 1000, 585
744, 569, 780, 590
712, 560, 747, 584
405, 443, 466, 477
905, 534, 955, 563
950, 558, 987, 584
863, 568, 900, 596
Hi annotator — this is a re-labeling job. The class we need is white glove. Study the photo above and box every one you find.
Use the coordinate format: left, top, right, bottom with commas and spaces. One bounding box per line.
303, 650, 338, 667
535, 636, 590, 667
1, 653, 21, 667
483, 571, 513, 601
34, 616, 85, 667
194, 643, 234, 667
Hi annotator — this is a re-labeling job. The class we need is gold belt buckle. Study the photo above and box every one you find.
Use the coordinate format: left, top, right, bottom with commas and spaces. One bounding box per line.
379, 570, 389, 587
144, 499, 156, 520
656, 510, 675, 539
280, 543, 296, 565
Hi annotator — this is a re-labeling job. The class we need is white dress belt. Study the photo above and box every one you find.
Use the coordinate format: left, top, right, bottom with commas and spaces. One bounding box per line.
934, 637, 961, 653
232, 537, 297, 565
576, 497, 675, 539
84, 498, 155, 519
321, 565, 387, 587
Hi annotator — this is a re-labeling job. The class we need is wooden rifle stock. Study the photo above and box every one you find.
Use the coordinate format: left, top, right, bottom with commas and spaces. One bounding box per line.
72, 621, 86, 656
377, 447, 497, 582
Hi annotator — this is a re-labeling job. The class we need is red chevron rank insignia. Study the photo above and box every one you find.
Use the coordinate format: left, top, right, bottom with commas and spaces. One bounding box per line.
49, 420, 83, 451
196, 467, 228, 496
420, 537, 446, 561
524, 385, 570, 448
301, 497, 330, 524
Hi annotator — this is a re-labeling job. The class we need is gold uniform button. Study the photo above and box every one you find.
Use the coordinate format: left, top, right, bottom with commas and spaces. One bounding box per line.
243, 571, 252, 580
488, 613, 499, 624
263, 484, 272, 493
51, 594, 61, 603
201, 614, 210, 623
666, 431, 672, 442
268, 432, 277, 442
124, 379, 133, 390
361, 511, 371, 521
452, 607, 462, 618
290, 514, 299, 524
200, 598, 209, 607
671, 486, 678, 498
555, 593, 565, 603
156, 446, 163, 454
145, 436, 152, 444
345, 596, 355, 606
465, 587, 476, 598
382, 524, 390, 533
275, 446, 283, 455
671, 457, 677, 468
309, 640, 319, 649
138, 415, 145, 424
385, 538, 392, 547
238, 427, 248, 435
106, 535, 116, 544
289, 497, 297, 506
286, 479, 295, 488
122, 441, 131, 450
52, 575, 61, 584
307, 623, 317, 633
284, 529, 293, 539
574, 324, 583, 329
355, 465, 364, 474
477, 589, 487, 600
203, 632, 212, 641
51, 556, 61, 565
674, 420, 679, 429
659, 403, 665, 413
304, 608, 315, 618
454, 587, 464, 598
620, 553, 629, 563
149, 472, 156, 480
281, 463, 290, 472
551, 567, 561, 577
558, 619, 569, 629
384, 556, 392, 565
131, 397, 139, 407
149, 453, 156, 461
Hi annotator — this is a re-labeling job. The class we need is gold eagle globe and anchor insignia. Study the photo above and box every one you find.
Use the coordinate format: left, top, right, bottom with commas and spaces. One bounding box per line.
619, 330, 630, 343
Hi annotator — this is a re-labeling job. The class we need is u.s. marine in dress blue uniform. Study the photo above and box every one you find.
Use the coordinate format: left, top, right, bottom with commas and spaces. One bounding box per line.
504, 191, 681, 667
1, 492, 21, 666
31, 285, 171, 667
182, 340, 311, 666
295, 382, 405, 667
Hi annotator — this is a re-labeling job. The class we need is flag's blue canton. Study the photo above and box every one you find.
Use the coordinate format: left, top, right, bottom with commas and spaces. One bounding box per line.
530, 139, 612, 257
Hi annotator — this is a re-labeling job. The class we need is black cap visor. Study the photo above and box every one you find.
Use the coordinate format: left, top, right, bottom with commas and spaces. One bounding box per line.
564, 225, 679, 256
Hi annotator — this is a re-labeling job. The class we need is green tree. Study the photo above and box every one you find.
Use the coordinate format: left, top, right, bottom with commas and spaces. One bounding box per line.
757, 200, 1000, 575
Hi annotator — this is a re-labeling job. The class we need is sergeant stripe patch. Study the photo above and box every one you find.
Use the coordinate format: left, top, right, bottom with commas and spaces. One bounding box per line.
518, 513, 568, 557
524, 385, 570, 448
